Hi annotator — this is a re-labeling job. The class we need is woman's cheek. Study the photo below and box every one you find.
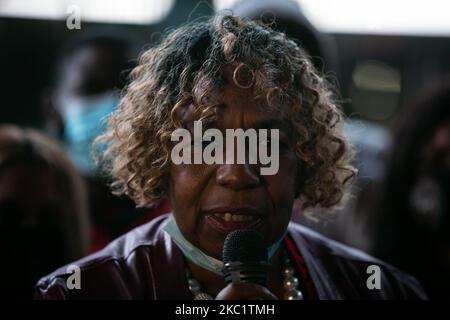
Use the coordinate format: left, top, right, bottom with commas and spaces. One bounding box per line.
169, 163, 206, 199
264, 157, 298, 239
168, 163, 213, 234
269, 155, 298, 200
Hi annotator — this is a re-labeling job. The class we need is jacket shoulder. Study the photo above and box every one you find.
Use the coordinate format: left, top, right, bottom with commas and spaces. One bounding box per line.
289, 222, 427, 299
35, 214, 170, 299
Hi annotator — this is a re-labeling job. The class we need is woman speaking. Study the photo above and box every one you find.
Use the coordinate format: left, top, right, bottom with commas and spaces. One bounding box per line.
35, 15, 426, 300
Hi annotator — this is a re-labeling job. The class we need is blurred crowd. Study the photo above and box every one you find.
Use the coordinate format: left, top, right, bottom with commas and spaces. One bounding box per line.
0, 0, 449, 299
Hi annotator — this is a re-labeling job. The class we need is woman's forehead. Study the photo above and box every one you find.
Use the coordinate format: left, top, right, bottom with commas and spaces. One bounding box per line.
180, 107, 291, 137
175, 62, 292, 130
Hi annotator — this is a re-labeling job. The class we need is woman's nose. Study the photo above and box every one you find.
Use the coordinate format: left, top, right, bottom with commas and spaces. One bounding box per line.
215, 163, 261, 190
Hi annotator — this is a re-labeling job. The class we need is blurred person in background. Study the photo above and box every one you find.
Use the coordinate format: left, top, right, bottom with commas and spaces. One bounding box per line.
45, 34, 169, 251
49, 34, 132, 174
366, 86, 450, 298
0, 125, 89, 299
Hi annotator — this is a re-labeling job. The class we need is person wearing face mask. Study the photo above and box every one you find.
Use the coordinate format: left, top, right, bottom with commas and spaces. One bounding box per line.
35, 16, 426, 300
46, 34, 170, 252
367, 86, 450, 299
49, 34, 132, 175
56, 90, 119, 175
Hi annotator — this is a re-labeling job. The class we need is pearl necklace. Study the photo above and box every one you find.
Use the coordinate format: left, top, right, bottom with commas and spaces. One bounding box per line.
185, 248, 304, 300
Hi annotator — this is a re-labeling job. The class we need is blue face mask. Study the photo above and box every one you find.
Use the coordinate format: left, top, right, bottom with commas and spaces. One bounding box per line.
163, 215, 287, 275
58, 91, 118, 175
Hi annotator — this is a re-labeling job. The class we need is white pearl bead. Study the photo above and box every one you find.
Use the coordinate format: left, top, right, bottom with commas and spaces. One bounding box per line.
283, 276, 299, 290
283, 266, 295, 276
284, 290, 304, 300
188, 278, 200, 292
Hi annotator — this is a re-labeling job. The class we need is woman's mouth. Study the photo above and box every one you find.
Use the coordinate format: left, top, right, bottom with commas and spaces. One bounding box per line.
202, 207, 264, 235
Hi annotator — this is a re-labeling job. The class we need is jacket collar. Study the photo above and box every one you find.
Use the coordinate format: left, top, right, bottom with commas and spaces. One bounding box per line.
287, 222, 343, 299
151, 216, 192, 299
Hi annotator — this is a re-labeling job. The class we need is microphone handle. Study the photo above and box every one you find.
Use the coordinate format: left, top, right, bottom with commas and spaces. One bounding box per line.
223, 261, 270, 286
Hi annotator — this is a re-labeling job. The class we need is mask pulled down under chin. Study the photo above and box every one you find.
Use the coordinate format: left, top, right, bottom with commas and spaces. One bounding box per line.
58, 91, 119, 175
163, 215, 287, 276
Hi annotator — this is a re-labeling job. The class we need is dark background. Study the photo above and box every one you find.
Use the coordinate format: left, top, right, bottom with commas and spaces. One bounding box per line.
1, 0, 450, 128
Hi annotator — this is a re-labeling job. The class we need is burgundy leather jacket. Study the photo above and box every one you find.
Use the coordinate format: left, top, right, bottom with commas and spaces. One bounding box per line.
35, 214, 427, 299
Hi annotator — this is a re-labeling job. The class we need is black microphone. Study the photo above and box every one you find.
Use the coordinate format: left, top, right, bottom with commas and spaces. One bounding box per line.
222, 229, 270, 286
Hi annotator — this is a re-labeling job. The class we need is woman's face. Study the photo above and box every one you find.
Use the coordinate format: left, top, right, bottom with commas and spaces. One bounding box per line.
168, 76, 299, 260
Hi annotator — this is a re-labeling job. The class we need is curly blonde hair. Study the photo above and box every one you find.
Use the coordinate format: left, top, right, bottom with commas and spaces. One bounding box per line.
97, 15, 355, 209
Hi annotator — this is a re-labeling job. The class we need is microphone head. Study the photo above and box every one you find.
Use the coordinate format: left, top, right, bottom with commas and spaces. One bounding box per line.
223, 229, 268, 264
